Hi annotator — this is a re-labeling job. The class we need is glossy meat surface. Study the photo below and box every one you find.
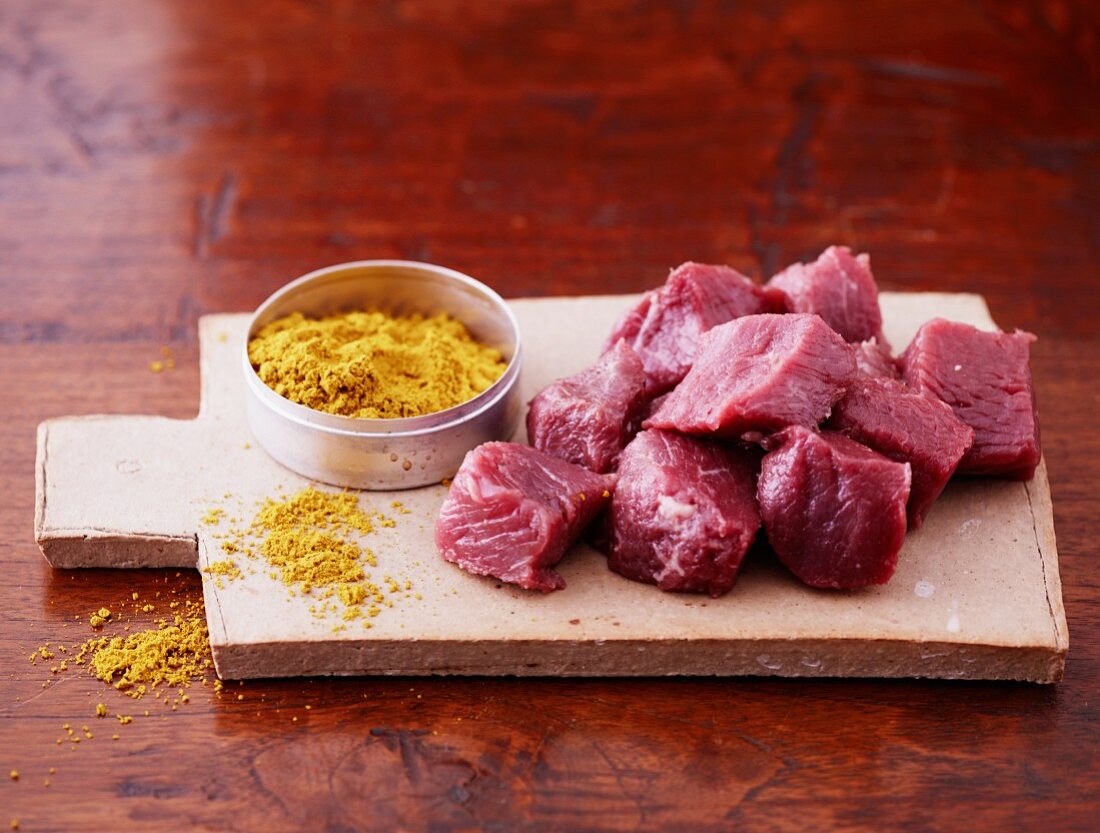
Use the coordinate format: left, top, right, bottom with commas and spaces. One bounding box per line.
768, 246, 886, 344
852, 338, 899, 379
604, 261, 775, 395
646, 313, 856, 438
828, 377, 974, 527
758, 426, 911, 589
900, 319, 1040, 479
606, 429, 760, 597
527, 340, 648, 473
435, 443, 614, 591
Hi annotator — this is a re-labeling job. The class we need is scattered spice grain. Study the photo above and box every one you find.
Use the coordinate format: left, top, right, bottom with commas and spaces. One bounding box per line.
202, 559, 242, 583
149, 346, 175, 373
86, 615, 211, 696
89, 608, 110, 629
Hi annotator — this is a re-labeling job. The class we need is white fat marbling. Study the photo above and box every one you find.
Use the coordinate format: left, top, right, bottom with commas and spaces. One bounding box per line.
657, 495, 695, 521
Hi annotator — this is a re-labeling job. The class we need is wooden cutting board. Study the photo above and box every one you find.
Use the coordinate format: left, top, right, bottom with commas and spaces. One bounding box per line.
34, 293, 1069, 682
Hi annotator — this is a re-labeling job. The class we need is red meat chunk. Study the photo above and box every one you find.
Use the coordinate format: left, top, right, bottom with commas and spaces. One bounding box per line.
435, 443, 614, 592
758, 426, 911, 589
604, 261, 775, 395
828, 377, 974, 528
646, 313, 856, 439
527, 340, 648, 473
639, 391, 671, 425
899, 319, 1041, 479
606, 429, 760, 597
768, 246, 886, 344
852, 338, 899, 379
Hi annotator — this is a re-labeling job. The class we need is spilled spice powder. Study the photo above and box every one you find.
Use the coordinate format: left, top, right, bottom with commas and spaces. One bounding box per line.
255, 488, 378, 536
248, 309, 507, 418
263, 529, 366, 592
37, 604, 214, 701
19, 589, 228, 803
149, 345, 176, 373
202, 558, 242, 589
211, 487, 412, 624
82, 616, 212, 697
254, 488, 384, 620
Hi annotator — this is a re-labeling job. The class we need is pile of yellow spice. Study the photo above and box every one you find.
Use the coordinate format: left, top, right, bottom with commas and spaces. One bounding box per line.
25, 586, 216, 776
32, 600, 214, 701
248, 309, 507, 418
206, 487, 415, 626
81, 614, 212, 697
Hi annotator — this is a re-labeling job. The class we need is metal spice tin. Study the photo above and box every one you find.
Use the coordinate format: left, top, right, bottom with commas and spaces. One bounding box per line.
242, 260, 522, 489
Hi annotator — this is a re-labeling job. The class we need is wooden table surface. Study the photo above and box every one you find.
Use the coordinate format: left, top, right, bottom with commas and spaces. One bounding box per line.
2, 1, 1098, 830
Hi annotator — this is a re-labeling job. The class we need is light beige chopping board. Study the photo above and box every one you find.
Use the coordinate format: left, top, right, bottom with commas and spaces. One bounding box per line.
34, 293, 1068, 683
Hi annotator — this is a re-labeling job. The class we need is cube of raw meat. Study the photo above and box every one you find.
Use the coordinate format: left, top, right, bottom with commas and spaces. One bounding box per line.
527, 340, 648, 473
604, 261, 776, 395
435, 443, 614, 592
646, 313, 856, 438
758, 426, 911, 589
852, 338, 899, 379
768, 246, 886, 344
606, 429, 760, 597
899, 319, 1041, 479
828, 377, 974, 528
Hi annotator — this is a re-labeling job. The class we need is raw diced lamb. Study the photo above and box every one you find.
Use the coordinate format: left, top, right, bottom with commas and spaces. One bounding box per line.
604, 261, 775, 395
527, 340, 648, 473
899, 318, 1040, 479
646, 313, 856, 438
828, 377, 974, 528
435, 443, 614, 592
639, 391, 671, 424
758, 426, 911, 589
606, 429, 760, 597
768, 246, 886, 344
852, 338, 899, 379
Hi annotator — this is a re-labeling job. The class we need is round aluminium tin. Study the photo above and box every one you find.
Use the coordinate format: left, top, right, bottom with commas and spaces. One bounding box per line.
242, 260, 522, 490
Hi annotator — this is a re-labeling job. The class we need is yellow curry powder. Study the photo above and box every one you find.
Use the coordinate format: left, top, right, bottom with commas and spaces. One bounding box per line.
210, 487, 410, 625
80, 615, 212, 697
262, 529, 366, 592
248, 309, 507, 418
202, 558, 242, 589
31, 597, 213, 703
251, 488, 391, 620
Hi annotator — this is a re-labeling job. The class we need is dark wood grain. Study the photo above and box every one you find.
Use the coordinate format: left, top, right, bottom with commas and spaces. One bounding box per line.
1, 1, 1098, 830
